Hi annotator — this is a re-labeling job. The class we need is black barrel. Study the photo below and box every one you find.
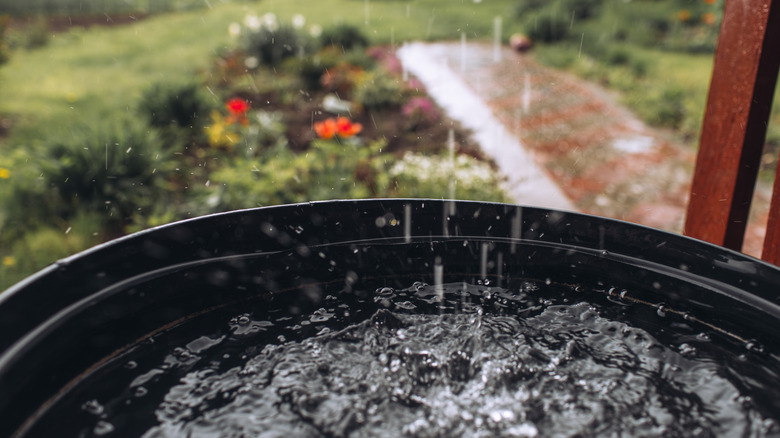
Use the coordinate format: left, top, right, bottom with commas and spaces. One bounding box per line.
1, 199, 779, 437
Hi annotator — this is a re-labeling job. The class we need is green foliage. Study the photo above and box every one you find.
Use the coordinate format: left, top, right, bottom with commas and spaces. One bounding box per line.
320, 23, 369, 51
526, 13, 570, 43
637, 85, 687, 131
244, 25, 312, 67
138, 81, 214, 138
202, 139, 389, 210
353, 69, 403, 110
11, 120, 178, 234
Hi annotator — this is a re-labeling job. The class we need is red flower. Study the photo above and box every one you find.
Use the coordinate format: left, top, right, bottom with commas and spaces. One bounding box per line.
336, 116, 362, 137
314, 118, 337, 139
226, 98, 250, 115
225, 98, 250, 125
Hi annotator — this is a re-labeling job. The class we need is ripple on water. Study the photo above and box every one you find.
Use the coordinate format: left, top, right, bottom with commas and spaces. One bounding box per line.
133, 282, 775, 438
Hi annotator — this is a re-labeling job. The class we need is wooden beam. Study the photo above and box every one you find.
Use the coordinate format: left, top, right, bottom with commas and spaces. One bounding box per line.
684, 0, 780, 253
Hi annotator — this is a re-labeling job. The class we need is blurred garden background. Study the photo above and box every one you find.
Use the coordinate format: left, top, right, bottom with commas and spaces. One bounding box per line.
0, 0, 778, 289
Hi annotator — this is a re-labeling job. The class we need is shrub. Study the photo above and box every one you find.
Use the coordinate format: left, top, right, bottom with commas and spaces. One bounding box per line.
527, 13, 570, 43
31, 120, 176, 233
639, 85, 687, 130
353, 69, 403, 110
138, 81, 214, 143
320, 23, 369, 51
245, 25, 310, 66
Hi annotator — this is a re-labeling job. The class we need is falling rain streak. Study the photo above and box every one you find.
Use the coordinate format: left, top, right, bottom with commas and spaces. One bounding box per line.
403, 203, 412, 243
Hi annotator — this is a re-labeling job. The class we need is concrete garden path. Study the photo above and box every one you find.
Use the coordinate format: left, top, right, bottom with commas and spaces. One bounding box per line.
398, 42, 770, 258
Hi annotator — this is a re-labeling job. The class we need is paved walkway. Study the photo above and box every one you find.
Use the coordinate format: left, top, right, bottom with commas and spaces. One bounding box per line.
397, 43, 574, 212
398, 42, 770, 258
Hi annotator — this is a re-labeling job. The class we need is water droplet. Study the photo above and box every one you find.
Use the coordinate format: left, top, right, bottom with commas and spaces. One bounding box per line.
746, 341, 765, 354
619, 289, 628, 300
124, 361, 138, 370
82, 399, 104, 416
93, 421, 114, 436
545, 278, 552, 285
656, 305, 667, 317
134, 386, 148, 397
237, 315, 251, 326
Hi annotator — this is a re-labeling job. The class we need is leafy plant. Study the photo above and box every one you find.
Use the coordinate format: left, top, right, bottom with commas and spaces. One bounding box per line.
138, 81, 214, 143
353, 69, 403, 110
320, 23, 368, 51
244, 24, 312, 66
29, 120, 177, 234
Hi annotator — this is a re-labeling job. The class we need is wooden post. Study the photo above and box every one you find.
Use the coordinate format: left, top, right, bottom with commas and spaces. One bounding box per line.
684, 0, 780, 255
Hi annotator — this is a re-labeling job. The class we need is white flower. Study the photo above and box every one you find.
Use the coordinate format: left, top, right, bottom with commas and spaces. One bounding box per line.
292, 14, 306, 29
262, 12, 279, 32
244, 56, 259, 69
309, 24, 322, 38
244, 14, 261, 32
228, 22, 241, 37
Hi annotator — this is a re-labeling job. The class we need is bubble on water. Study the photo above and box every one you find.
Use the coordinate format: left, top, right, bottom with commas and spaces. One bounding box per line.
124, 360, 138, 370
696, 332, 711, 342
656, 304, 668, 317
134, 386, 148, 398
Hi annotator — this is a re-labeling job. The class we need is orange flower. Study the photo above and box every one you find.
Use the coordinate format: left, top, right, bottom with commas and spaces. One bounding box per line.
702, 12, 716, 25
336, 116, 362, 137
678, 10, 691, 22
314, 118, 337, 139
314, 117, 362, 139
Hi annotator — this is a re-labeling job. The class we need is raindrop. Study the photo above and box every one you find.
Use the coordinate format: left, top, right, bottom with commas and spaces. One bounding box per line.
434, 257, 444, 310
403, 203, 412, 243
656, 304, 667, 318
480, 242, 488, 280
